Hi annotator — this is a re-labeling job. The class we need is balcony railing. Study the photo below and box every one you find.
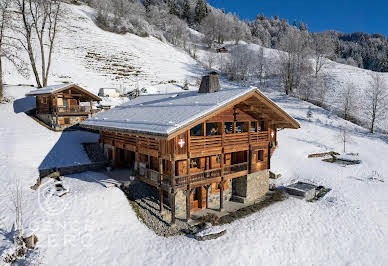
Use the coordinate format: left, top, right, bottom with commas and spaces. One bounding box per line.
190, 132, 268, 153
53, 105, 91, 114
139, 162, 249, 187
224, 162, 248, 175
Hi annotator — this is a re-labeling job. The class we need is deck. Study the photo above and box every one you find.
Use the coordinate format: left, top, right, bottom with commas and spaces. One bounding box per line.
138, 161, 249, 189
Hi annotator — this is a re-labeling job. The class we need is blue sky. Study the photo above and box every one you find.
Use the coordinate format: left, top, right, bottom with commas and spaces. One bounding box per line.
207, 0, 388, 37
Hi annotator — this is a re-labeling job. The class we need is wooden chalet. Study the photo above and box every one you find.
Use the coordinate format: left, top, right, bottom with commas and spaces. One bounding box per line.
216, 47, 229, 53
26, 83, 102, 130
81, 74, 300, 225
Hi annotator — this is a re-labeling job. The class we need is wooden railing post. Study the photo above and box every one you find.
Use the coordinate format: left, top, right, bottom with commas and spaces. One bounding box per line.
186, 188, 191, 222
171, 159, 176, 187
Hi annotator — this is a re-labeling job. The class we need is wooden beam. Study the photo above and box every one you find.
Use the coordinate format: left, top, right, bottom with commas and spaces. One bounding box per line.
171, 160, 176, 187
205, 185, 210, 209
159, 188, 164, 213
170, 191, 176, 226
186, 188, 191, 222
219, 182, 224, 211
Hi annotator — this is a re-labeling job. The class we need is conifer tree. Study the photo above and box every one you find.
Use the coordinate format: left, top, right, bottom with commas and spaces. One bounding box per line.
182, 0, 190, 22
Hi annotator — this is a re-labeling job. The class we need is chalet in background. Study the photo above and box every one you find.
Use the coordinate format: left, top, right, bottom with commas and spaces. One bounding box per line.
81, 74, 300, 225
26, 84, 101, 130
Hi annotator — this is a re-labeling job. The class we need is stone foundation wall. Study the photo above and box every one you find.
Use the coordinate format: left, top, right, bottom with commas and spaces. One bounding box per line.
37, 113, 53, 126
174, 180, 232, 218
207, 181, 232, 209
175, 190, 186, 218
232, 170, 269, 203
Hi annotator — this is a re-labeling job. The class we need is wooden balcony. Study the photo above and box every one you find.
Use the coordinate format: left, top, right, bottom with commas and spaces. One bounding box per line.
138, 162, 249, 188
175, 162, 248, 187
190, 131, 269, 154
53, 105, 92, 114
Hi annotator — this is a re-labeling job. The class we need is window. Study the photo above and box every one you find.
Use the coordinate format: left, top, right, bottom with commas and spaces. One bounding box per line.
224, 122, 233, 134
206, 123, 219, 136
250, 122, 256, 132
64, 118, 70, 125
235, 122, 247, 133
40, 97, 47, 104
259, 121, 267, 131
190, 158, 200, 168
190, 124, 202, 136
257, 150, 264, 162
215, 154, 221, 164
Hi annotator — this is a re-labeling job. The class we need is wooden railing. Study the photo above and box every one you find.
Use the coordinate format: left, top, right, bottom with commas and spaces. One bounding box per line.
139, 167, 171, 186
190, 131, 269, 153
190, 135, 222, 151
139, 167, 160, 183
174, 162, 248, 186
54, 105, 91, 113
224, 162, 248, 175
224, 133, 249, 146
250, 131, 269, 143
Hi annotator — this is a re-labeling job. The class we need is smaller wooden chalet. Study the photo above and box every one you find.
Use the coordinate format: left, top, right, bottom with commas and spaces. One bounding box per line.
26, 83, 101, 130
81, 74, 300, 225
216, 47, 228, 53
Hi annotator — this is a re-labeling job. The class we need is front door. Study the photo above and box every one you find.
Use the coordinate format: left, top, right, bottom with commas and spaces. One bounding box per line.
191, 186, 206, 211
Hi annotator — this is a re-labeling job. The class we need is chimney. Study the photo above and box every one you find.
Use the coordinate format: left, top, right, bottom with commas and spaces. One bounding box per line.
198, 71, 220, 93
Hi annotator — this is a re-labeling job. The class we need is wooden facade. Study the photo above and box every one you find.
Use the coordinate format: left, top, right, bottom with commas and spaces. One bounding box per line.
97, 90, 299, 225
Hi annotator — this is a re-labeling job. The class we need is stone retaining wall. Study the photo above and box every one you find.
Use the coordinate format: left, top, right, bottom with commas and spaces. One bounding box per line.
39, 161, 109, 178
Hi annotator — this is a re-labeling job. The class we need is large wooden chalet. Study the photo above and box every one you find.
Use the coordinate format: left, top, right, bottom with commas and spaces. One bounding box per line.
26, 83, 101, 130
81, 74, 300, 225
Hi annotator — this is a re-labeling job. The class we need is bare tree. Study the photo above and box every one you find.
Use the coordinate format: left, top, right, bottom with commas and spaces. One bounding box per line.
0, 0, 27, 98
365, 74, 388, 133
277, 30, 312, 95
15, 0, 62, 88
227, 45, 255, 83
310, 33, 334, 77
338, 126, 352, 153
230, 15, 250, 45
340, 83, 357, 121
204, 52, 216, 69
257, 46, 265, 87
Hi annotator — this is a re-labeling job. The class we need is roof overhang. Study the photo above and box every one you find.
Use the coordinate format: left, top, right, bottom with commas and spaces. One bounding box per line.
26, 84, 102, 101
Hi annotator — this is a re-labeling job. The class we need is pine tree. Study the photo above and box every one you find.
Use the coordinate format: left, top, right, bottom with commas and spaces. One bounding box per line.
143, 0, 152, 13
182, 0, 190, 22
293, 20, 297, 27
168, 0, 178, 16
195, 0, 207, 24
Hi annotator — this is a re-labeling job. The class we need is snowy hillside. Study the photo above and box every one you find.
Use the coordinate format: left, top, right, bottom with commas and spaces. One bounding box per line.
3, 4, 204, 96
1, 2, 388, 266
195, 42, 388, 132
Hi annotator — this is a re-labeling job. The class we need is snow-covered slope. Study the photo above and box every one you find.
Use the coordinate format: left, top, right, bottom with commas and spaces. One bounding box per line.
3, 4, 204, 96
197, 42, 388, 132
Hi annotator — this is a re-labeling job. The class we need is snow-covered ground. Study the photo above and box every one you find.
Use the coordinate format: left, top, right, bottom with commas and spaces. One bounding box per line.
1, 2, 388, 266
1, 83, 388, 265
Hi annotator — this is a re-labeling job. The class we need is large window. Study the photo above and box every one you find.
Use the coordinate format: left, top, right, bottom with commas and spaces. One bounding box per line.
250, 122, 256, 132
235, 122, 248, 133
259, 121, 267, 131
206, 123, 219, 136
224, 122, 233, 134
190, 124, 203, 136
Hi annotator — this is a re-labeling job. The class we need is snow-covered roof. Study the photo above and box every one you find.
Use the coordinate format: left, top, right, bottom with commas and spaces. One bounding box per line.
26, 83, 76, 96
25, 83, 102, 101
81, 87, 299, 137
